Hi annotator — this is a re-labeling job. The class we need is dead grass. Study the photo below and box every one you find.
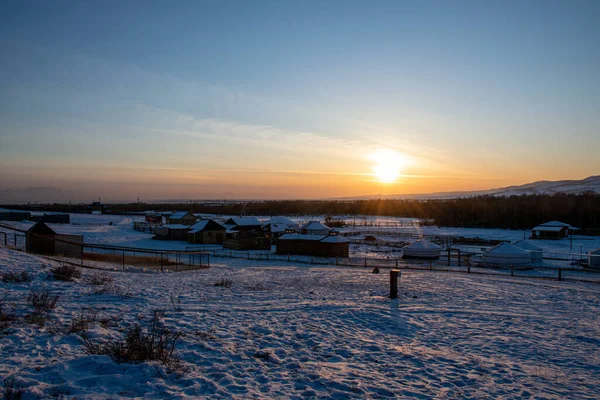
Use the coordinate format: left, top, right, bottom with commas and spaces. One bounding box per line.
84, 253, 178, 266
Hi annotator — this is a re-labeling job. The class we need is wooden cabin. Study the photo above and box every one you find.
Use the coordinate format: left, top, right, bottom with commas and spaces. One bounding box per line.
26, 222, 83, 258
187, 220, 226, 244
531, 221, 579, 240
223, 217, 270, 250
276, 233, 349, 257
167, 211, 197, 226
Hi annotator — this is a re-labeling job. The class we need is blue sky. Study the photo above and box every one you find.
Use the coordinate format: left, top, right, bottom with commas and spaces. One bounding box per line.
1, 0, 599, 201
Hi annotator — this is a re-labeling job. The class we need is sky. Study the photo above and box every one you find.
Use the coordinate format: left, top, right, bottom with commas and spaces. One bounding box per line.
0, 0, 599, 202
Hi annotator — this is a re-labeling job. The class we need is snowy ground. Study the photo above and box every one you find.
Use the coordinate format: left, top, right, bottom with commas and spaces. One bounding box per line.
1, 246, 600, 399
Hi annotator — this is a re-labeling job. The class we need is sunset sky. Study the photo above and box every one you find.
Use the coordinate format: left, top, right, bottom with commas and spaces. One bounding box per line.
1, 1, 599, 202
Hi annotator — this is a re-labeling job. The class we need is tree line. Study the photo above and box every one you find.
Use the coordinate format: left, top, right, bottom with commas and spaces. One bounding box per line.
5, 193, 599, 232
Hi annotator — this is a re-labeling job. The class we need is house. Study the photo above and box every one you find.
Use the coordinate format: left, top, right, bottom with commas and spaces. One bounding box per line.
187, 220, 226, 244
144, 213, 162, 225
30, 212, 71, 224
262, 216, 299, 229
224, 217, 263, 230
90, 202, 105, 215
0, 208, 32, 222
531, 221, 579, 240
276, 232, 349, 257
300, 221, 332, 235
588, 248, 600, 269
167, 211, 197, 226
153, 224, 190, 241
223, 217, 270, 250
26, 221, 83, 258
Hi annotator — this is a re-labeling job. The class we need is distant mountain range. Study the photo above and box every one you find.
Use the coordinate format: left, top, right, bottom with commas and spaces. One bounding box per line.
336, 176, 600, 200
1, 176, 599, 204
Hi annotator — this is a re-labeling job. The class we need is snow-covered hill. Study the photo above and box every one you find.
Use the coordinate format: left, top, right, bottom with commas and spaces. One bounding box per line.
2, 247, 600, 398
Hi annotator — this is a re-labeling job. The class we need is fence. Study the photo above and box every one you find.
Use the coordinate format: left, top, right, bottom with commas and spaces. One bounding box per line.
2, 222, 599, 282
0, 223, 209, 272
187, 245, 600, 284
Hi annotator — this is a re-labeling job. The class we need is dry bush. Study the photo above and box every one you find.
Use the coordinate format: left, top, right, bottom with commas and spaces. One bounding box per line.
0, 299, 17, 332
1, 271, 32, 284
68, 308, 99, 334
84, 253, 179, 266
85, 271, 114, 286
27, 287, 59, 313
2, 377, 24, 400
80, 310, 184, 372
214, 278, 232, 288
50, 264, 81, 282
169, 293, 182, 312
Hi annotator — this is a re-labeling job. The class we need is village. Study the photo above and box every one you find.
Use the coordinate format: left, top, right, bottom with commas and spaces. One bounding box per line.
1, 206, 599, 281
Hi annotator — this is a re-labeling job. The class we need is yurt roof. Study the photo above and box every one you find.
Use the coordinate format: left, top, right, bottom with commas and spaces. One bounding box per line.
513, 240, 543, 252
320, 235, 349, 243
485, 242, 530, 255
404, 239, 442, 250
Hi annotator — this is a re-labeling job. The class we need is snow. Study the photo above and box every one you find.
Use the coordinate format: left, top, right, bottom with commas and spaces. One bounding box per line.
403, 239, 442, 250
302, 221, 331, 231
1, 246, 600, 398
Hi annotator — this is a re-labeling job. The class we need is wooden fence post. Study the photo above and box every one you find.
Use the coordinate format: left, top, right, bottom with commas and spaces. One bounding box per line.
160, 254, 164, 272
122, 250, 125, 270
390, 269, 400, 299
558, 268, 562, 281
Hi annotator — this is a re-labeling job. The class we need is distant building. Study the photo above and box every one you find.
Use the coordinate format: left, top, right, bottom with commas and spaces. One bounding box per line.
0, 208, 31, 222
531, 221, 579, 240
167, 211, 197, 226
187, 220, 226, 244
26, 221, 83, 258
276, 232, 349, 257
145, 213, 162, 225
90, 202, 105, 215
30, 212, 70, 224
153, 224, 190, 241
300, 221, 332, 236
223, 217, 270, 250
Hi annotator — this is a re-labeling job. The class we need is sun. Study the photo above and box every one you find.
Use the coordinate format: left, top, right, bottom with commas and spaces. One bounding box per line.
371, 149, 406, 183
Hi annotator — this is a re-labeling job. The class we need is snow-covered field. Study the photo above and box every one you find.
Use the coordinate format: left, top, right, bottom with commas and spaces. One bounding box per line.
1, 246, 600, 399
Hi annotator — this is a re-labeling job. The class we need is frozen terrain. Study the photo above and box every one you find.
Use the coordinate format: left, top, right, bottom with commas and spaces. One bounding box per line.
1, 246, 600, 399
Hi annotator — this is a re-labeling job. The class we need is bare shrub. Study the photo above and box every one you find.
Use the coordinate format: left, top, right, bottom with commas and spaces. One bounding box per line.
1, 271, 33, 284
169, 293, 182, 312
80, 310, 184, 372
214, 278, 232, 288
68, 308, 98, 334
0, 299, 17, 332
2, 377, 24, 400
50, 264, 81, 282
85, 271, 113, 286
27, 287, 59, 313
253, 350, 272, 360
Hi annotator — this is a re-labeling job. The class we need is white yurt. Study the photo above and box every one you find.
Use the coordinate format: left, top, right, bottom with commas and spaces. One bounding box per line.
588, 248, 600, 269
482, 243, 531, 267
513, 240, 543, 262
301, 221, 331, 235
402, 239, 442, 260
